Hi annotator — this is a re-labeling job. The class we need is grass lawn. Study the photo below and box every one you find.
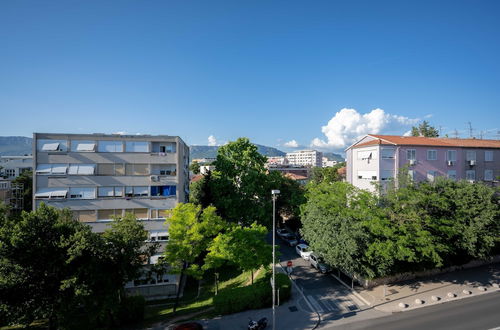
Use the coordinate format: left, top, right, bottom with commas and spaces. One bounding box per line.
142, 265, 267, 326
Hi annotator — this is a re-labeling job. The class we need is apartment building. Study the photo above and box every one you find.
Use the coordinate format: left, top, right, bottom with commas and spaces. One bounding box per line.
0, 155, 33, 178
286, 150, 323, 167
33, 133, 189, 299
346, 135, 500, 193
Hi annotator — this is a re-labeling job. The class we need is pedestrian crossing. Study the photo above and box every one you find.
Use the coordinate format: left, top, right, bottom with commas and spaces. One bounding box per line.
306, 293, 365, 314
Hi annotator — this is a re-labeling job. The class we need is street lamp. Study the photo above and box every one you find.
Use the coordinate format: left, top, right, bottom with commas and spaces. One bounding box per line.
271, 189, 280, 330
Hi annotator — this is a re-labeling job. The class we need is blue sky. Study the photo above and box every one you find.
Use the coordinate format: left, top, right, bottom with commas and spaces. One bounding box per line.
1, 0, 499, 152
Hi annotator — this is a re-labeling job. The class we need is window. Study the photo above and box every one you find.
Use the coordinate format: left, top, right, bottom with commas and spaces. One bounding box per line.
408, 170, 415, 181
150, 185, 177, 196
151, 164, 176, 176
427, 171, 436, 182
381, 148, 395, 159
381, 170, 394, 181
98, 209, 122, 220
150, 209, 171, 219
98, 187, 123, 197
447, 170, 457, 180
71, 140, 96, 152
484, 170, 493, 181
35, 164, 67, 175
69, 187, 95, 199
356, 171, 377, 180
149, 231, 169, 242
427, 150, 437, 160
485, 151, 493, 162
97, 164, 125, 176
35, 188, 68, 199
407, 149, 416, 161
125, 141, 149, 152
466, 170, 476, 181
447, 150, 457, 161
466, 151, 476, 161
357, 150, 374, 160
98, 141, 123, 152
68, 164, 95, 175
125, 164, 149, 176
125, 186, 149, 197
5, 169, 16, 177
37, 139, 68, 152
73, 210, 97, 222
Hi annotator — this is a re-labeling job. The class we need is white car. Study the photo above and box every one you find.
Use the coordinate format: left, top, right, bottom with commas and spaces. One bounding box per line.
295, 243, 312, 260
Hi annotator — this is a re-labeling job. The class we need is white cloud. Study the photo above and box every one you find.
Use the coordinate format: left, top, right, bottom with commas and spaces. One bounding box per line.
113, 131, 127, 135
283, 139, 299, 148
403, 130, 412, 136
310, 108, 419, 150
208, 135, 217, 146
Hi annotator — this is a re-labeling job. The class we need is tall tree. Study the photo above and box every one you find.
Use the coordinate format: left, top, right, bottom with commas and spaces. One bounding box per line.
310, 162, 346, 184
163, 204, 227, 312
189, 161, 201, 174
210, 138, 270, 227
411, 120, 439, 137
204, 222, 273, 284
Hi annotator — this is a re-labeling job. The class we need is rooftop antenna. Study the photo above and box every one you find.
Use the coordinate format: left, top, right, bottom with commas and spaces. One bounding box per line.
467, 122, 473, 138
452, 129, 459, 139
439, 126, 443, 136
479, 131, 484, 139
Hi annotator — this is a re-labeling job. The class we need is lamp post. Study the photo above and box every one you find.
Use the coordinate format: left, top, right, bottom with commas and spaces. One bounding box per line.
271, 189, 280, 330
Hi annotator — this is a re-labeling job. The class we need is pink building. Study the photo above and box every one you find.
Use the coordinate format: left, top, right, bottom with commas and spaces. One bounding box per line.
346, 135, 500, 192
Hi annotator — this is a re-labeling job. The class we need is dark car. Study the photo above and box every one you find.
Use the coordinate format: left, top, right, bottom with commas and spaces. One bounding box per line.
170, 322, 203, 330
280, 232, 298, 246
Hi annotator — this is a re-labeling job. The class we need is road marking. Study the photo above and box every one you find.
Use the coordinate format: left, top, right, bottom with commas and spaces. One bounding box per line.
348, 293, 366, 307
335, 298, 355, 313
307, 295, 324, 313
318, 297, 339, 312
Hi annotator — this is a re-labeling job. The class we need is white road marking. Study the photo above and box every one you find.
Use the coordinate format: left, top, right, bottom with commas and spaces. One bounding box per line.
307, 295, 324, 313
349, 293, 366, 306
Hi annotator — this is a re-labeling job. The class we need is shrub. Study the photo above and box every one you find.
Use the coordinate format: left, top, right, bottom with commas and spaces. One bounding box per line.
213, 272, 292, 315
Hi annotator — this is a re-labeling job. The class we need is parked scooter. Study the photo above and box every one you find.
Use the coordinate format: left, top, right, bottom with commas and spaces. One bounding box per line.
248, 317, 268, 330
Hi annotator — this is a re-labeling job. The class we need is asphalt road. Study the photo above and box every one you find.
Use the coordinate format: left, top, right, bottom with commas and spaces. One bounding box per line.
326, 291, 500, 330
276, 237, 368, 316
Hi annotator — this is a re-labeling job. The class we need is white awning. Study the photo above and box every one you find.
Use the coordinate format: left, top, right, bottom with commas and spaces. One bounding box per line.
35, 164, 52, 174
41, 142, 60, 151
76, 143, 95, 151
68, 165, 79, 175
35, 188, 68, 199
51, 164, 68, 175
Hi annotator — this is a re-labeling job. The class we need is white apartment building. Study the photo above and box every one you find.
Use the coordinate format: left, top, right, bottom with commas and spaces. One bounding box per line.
0, 155, 33, 178
286, 150, 323, 167
33, 133, 190, 299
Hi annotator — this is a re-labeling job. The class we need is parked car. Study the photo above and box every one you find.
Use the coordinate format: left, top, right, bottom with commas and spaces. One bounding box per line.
169, 322, 203, 330
309, 253, 332, 273
276, 228, 289, 238
295, 243, 313, 260
280, 232, 298, 246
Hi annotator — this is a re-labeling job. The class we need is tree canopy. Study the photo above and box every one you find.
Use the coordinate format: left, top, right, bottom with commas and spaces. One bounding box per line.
411, 120, 439, 137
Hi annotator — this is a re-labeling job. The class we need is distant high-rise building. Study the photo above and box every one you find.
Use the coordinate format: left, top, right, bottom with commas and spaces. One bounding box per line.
286, 150, 323, 167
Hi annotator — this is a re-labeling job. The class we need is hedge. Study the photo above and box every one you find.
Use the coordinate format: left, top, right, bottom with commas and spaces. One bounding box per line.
213, 273, 291, 315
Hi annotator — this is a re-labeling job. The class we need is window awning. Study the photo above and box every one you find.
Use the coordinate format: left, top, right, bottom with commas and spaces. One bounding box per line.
35, 188, 68, 199
51, 164, 68, 175
35, 164, 52, 174
76, 143, 95, 151
41, 143, 60, 151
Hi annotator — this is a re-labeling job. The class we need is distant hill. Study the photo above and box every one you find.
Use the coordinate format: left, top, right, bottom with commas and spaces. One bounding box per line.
190, 144, 286, 160
323, 152, 345, 162
0, 136, 33, 156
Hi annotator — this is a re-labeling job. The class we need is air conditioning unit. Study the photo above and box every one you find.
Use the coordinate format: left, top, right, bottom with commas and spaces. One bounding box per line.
447, 160, 454, 166
409, 160, 416, 166
469, 160, 476, 166
150, 175, 159, 182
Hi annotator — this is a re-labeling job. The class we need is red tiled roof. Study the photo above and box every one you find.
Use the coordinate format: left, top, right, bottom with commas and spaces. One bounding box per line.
190, 174, 204, 183
284, 173, 308, 180
352, 135, 500, 149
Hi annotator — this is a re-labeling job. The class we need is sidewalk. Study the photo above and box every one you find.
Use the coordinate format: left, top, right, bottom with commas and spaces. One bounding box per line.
355, 263, 500, 313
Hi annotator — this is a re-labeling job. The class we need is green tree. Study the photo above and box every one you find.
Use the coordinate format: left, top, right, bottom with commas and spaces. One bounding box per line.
163, 203, 227, 312
205, 222, 273, 284
300, 182, 376, 278
210, 138, 270, 226
189, 171, 215, 209
411, 120, 439, 137
267, 171, 305, 222
189, 161, 201, 174
310, 162, 346, 184
0, 205, 152, 328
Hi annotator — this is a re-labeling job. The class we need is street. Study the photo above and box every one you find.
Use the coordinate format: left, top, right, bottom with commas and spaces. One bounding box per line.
326, 291, 500, 330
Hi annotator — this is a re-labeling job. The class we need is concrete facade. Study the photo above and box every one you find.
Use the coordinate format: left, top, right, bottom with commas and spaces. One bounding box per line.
346, 135, 500, 193
286, 150, 323, 167
33, 133, 189, 299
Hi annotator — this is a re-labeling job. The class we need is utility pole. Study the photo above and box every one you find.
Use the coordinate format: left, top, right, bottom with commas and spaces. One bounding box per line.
271, 189, 280, 330
467, 122, 473, 138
